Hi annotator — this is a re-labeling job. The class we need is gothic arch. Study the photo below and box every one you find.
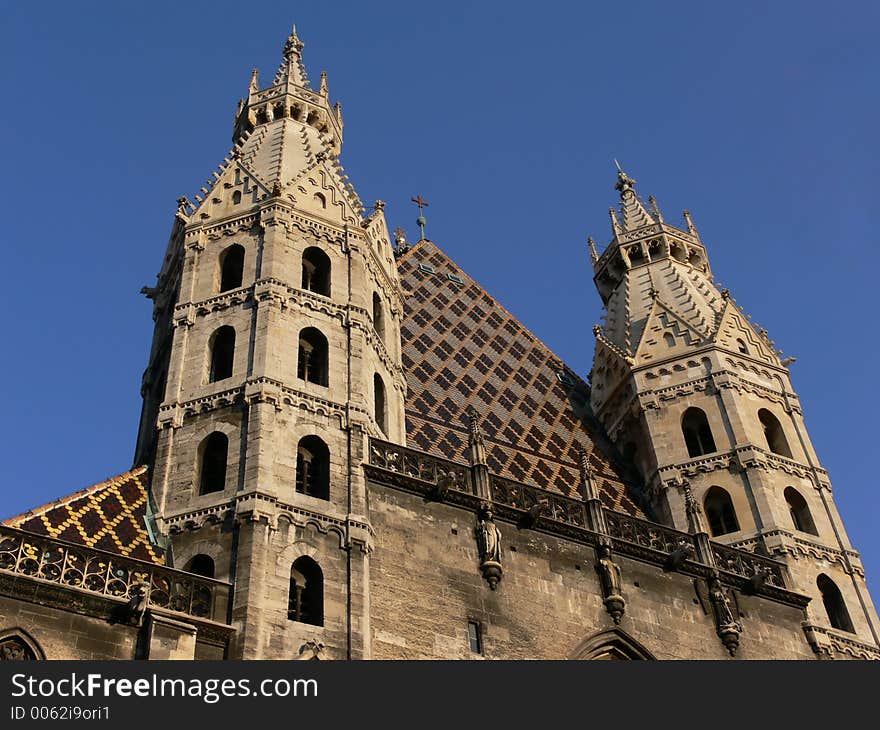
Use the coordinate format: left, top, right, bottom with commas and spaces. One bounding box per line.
569, 628, 655, 660
0, 628, 45, 660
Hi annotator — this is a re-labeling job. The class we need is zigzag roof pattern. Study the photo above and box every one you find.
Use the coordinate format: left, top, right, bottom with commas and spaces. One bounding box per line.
3, 466, 164, 565
397, 240, 648, 517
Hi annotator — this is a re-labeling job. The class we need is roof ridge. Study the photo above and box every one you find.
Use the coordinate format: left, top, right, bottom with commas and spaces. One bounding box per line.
3, 465, 149, 526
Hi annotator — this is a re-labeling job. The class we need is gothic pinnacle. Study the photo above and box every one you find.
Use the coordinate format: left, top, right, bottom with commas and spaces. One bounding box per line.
319, 71, 329, 96
588, 236, 599, 264
249, 68, 260, 95
284, 24, 304, 57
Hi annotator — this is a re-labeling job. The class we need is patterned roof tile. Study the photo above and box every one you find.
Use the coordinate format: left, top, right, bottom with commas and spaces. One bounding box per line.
3, 466, 164, 565
398, 240, 648, 517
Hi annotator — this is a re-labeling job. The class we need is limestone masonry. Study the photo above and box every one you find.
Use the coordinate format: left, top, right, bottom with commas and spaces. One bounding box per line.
1, 26, 876, 661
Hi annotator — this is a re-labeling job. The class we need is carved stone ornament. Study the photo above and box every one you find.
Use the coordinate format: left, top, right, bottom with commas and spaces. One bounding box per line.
296, 639, 327, 661
0, 638, 37, 661
595, 542, 626, 624
475, 501, 503, 590
708, 574, 742, 657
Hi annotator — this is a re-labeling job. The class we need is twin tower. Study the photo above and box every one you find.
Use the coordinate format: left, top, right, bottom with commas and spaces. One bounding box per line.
133, 27, 878, 658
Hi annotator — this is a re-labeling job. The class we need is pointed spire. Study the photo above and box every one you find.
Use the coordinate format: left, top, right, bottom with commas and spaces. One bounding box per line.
612, 161, 654, 233
588, 236, 599, 264
248, 68, 260, 98
683, 209, 699, 237
609, 206, 621, 236
578, 448, 599, 501
466, 405, 488, 468
648, 195, 664, 223
682, 483, 708, 535
319, 71, 329, 96
275, 24, 309, 87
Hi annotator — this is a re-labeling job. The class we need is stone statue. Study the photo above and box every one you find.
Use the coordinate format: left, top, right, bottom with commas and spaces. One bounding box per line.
708, 575, 741, 656
476, 503, 502, 564
475, 502, 503, 590
596, 542, 626, 624
596, 544, 622, 598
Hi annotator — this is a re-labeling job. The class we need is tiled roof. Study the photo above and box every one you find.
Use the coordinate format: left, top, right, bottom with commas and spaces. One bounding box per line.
3, 466, 164, 565
397, 240, 648, 517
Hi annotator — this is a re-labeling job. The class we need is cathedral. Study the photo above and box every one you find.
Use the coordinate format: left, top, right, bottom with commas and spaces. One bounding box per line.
1, 26, 877, 661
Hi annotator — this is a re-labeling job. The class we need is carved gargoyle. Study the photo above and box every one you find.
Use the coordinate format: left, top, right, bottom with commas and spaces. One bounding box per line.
425, 473, 454, 503
475, 502, 502, 590
517, 499, 549, 530
663, 539, 694, 572
122, 582, 150, 627
744, 567, 770, 595
595, 542, 626, 624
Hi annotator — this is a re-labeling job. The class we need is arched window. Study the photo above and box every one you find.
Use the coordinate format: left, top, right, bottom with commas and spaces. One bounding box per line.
208, 326, 235, 382
288, 557, 323, 626
297, 328, 329, 386
663, 332, 676, 348
785, 487, 818, 535
199, 432, 228, 495
219, 244, 245, 292
817, 574, 854, 633
570, 628, 656, 660
703, 486, 740, 536
313, 192, 326, 209
374, 373, 387, 435
372, 292, 385, 341
296, 435, 330, 500
185, 554, 215, 578
232, 190, 242, 205
736, 338, 749, 355
301, 247, 331, 297
758, 409, 792, 458
681, 407, 717, 458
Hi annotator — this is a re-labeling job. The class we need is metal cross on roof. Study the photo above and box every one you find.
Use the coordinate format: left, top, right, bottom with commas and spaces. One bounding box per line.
411, 195, 429, 240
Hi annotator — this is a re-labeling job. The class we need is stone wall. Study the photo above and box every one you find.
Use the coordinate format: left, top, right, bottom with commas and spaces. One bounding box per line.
367, 484, 816, 660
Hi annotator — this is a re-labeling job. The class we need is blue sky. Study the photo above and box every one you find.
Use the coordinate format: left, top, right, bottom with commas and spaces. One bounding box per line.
1, 2, 878, 592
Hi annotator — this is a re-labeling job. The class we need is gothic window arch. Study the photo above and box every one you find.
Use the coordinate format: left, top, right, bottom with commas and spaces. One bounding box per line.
297, 328, 329, 386
704, 486, 740, 536
374, 373, 387, 435
681, 407, 717, 458
736, 338, 749, 355
219, 244, 245, 292
301, 247, 331, 297
296, 435, 330, 500
758, 409, 792, 458
785, 487, 818, 535
199, 432, 228, 495
313, 192, 326, 209
570, 628, 655, 660
372, 292, 386, 341
288, 557, 323, 626
208, 326, 235, 383
184, 554, 215, 578
0, 629, 44, 660
817, 574, 854, 633
232, 190, 242, 205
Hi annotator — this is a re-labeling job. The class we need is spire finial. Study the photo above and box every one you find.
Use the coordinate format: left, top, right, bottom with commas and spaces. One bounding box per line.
319, 71, 329, 96
411, 195, 429, 240
249, 68, 260, 94
613, 160, 637, 195
284, 24, 304, 57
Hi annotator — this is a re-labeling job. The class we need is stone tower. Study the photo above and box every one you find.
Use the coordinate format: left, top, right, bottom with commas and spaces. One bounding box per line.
588, 165, 880, 651
133, 27, 405, 659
